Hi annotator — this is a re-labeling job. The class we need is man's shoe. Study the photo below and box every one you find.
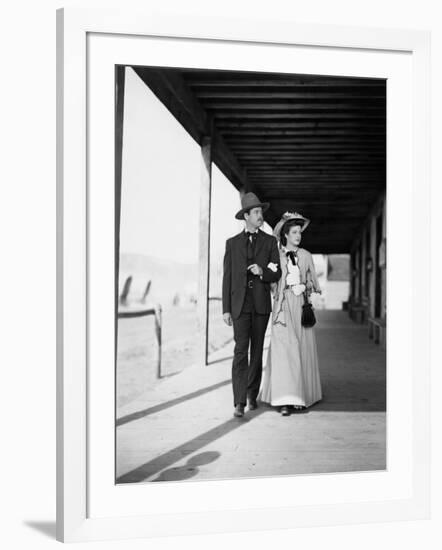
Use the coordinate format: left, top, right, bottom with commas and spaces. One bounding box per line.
234, 404, 245, 418
248, 399, 258, 411
281, 406, 290, 416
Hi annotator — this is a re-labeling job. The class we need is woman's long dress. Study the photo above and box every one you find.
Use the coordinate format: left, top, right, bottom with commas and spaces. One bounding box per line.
258, 248, 322, 407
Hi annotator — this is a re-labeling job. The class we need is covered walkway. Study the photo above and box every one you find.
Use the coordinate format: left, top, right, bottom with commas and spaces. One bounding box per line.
116, 67, 387, 365
116, 310, 386, 483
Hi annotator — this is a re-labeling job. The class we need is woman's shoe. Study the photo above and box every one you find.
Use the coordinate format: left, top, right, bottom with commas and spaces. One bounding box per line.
281, 406, 290, 416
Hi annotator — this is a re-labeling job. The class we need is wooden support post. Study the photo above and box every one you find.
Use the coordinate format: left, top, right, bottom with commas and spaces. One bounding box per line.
355, 248, 361, 302
350, 250, 355, 304
119, 275, 132, 306
155, 305, 162, 378
361, 228, 367, 300
115, 66, 125, 359
369, 215, 377, 318
381, 196, 387, 323
141, 280, 152, 304
197, 136, 212, 366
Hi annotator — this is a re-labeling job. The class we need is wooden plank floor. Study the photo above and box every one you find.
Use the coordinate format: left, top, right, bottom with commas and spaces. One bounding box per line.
116, 310, 386, 484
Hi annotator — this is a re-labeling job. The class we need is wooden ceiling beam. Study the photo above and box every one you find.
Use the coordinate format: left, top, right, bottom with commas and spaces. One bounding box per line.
203, 102, 385, 110
239, 152, 385, 159
184, 77, 385, 87
247, 163, 384, 169
224, 135, 385, 142
195, 91, 386, 99
212, 113, 385, 120
230, 146, 385, 152
260, 202, 376, 208
247, 170, 384, 176
247, 169, 383, 175
241, 150, 385, 155
217, 120, 385, 127
219, 130, 385, 137
242, 161, 385, 166
249, 174, 385, 178
251, 182, 384, 188
263, 206, 376, 212
240, 155, 384, 161
261, 199, 376, 205
258, 177, 384, 182
257, 179, 383, 183
227, 141, 384, 148
244, 164, 385, 169
258, 187, 383, 193
263, 187, 378, 193
237, 148, 384, 154
249, 170, 385, 175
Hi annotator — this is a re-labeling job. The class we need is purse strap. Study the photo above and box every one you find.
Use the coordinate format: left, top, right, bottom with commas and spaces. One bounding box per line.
303, 288, 310, 305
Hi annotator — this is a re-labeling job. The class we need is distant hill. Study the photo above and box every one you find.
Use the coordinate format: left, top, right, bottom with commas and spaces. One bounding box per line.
118, 252, 345, 307
119, 253, 198, 306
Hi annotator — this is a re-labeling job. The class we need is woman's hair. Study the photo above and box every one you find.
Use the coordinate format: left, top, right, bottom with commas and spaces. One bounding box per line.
280, 219, 304, 247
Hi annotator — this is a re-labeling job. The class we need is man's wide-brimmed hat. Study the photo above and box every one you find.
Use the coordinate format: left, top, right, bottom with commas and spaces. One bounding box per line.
273, 211, 310, 240
235, 192, 270, 220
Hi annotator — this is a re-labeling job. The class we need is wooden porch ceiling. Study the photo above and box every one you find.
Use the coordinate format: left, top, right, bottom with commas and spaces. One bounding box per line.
133, 67, 386, 254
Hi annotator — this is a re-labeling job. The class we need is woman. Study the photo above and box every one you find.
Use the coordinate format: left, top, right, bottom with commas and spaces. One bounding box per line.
258, 211, 322, 416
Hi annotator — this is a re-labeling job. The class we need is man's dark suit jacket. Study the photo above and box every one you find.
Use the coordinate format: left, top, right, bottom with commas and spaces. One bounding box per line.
222, 229, 282, 320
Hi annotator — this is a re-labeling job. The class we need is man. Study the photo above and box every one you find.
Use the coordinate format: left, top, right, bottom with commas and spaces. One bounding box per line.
222, 192, 282, 418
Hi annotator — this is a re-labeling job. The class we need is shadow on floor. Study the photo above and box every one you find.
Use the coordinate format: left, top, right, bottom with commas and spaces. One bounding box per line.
117, 379, 231, 427
313, 384, 386, 412
207, 354, 234, 366
152, 451, 220, 482
117, 408, 266, 483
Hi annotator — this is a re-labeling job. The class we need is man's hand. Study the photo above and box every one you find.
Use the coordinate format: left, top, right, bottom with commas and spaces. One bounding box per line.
247, 264, 263, 276
223, 312, 233, 326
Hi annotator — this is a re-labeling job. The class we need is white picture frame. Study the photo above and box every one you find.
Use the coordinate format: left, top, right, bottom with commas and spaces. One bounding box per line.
56, 7, 431, 543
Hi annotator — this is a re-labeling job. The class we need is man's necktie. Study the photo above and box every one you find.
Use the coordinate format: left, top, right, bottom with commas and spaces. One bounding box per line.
246, 231, 257, 261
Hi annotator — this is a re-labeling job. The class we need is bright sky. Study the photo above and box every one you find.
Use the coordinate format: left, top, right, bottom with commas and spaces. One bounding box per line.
120, 67, 249, 264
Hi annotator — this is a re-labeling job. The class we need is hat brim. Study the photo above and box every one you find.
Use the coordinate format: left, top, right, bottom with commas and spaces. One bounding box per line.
273, 216, 310, 239
235, 202, 270, 220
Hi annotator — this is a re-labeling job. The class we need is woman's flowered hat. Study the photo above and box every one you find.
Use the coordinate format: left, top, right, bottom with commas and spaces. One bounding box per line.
273, 211, 310, 240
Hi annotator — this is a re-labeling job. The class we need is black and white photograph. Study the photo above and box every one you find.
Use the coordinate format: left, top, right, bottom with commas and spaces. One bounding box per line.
114, 66, 386, 484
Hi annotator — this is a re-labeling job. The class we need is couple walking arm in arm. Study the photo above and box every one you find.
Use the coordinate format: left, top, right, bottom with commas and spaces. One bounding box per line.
222, 192, 322, 418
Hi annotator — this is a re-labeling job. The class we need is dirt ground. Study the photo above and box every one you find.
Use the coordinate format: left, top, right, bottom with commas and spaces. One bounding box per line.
116, 300, 232, 407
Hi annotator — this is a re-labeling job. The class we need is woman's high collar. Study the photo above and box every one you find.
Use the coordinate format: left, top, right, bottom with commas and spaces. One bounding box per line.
281, 245, 300, 254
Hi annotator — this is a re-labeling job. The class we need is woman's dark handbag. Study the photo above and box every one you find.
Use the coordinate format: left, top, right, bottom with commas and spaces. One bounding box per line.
301, 291, 316, 327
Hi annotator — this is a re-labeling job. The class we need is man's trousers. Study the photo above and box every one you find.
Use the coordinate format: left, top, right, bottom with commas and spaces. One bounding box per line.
231, 288, 270, 406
